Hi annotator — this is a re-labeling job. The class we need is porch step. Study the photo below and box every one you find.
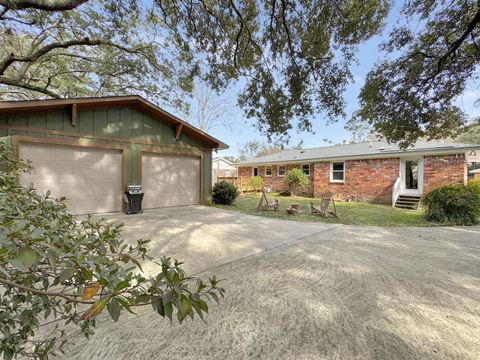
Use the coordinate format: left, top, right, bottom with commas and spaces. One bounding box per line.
395, 195, 421, 210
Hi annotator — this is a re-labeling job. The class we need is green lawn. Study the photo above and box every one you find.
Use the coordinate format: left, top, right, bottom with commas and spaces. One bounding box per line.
214, 192, 429, 227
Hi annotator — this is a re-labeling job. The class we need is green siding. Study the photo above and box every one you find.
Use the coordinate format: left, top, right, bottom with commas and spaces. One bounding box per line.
79, 110, 94, 134
2, 105, 215, 203
46, 111, 65, 131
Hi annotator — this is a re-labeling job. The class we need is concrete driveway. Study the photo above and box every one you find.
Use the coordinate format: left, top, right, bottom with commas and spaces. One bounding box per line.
97, 205, 340, 275
63, 206, 480, 360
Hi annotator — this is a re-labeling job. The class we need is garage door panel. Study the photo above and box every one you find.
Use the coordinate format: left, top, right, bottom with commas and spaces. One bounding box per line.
142, 153, 200, 209
20, 143, 122, 215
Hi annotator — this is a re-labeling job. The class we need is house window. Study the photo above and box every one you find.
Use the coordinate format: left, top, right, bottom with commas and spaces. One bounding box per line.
278, 165, 286, 176
253, 167, 259, 176
302, 164, 310, 175
330, 162, 344, 182
265, 166, 272, 177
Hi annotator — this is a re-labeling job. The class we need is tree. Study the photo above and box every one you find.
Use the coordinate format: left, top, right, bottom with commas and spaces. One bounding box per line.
284, 168, 309, 195
188, 81, 234, 132
355, 0, 480, 147
249, 176, 264, 191
0, 0, 194, 111
0, 142, 224, 359
1, 0, 391, 142
455, 120, 480, 144
237, 140, 284, 161
344, 117, 376, 143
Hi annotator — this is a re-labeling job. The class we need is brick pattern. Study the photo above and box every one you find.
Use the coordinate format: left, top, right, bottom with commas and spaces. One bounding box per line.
313, 158, 400, 204
237, 164, 314, 194
423, 154, 466, 193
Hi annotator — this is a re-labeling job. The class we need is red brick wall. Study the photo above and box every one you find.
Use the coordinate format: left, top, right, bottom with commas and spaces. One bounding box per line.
313, 158, 400, 204
423, 154, 466, 193
237, 164, 314, 194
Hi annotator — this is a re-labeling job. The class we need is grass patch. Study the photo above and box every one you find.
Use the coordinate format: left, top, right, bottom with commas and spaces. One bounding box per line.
214, 192, 428, 227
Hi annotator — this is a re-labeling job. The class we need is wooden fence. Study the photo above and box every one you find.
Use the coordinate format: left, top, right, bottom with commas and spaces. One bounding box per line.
216, 176, 253, 192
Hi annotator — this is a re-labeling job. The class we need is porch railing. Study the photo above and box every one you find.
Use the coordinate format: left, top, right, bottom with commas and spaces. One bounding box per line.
392, 177, 401, 207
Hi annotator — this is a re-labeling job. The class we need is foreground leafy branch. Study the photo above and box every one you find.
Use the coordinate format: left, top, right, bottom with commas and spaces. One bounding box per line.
0, 142, 224, 360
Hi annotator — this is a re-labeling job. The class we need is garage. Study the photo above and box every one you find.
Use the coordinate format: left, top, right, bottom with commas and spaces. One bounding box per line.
19, 142, 123, 215
141, 152, 200, 208
0, 96, 228, 214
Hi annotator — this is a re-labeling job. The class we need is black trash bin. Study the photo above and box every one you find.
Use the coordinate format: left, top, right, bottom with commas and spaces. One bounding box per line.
123, 185, 144, 214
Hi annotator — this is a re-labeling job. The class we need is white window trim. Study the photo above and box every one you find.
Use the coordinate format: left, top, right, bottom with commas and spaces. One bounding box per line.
301, 163, 310, 176
277, 165, 286, 177
252, 167, 259, 177
265, 166, 272, 177
330, 161, 345, 183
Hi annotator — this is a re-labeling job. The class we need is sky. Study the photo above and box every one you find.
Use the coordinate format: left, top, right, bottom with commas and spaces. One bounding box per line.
166, 4, 480, 158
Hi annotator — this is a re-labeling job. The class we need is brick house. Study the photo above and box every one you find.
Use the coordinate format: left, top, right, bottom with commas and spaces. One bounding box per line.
238, 141, 480, 207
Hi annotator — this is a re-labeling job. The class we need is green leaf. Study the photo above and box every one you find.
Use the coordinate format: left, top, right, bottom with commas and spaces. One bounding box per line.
107, 298, 121, 322
197, 300, 208, 313
115, 279, 130, 292
47, 250, 57, 269
58, 267, 75, 284
135, 294, 150, 304
11, 248, 40, 271
3, 348, 14, 360
163, 302, 173, 321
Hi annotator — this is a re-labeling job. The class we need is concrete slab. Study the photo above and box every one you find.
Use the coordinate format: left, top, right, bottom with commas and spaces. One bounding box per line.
61, 208, 480, 360
96, 205, 339, 275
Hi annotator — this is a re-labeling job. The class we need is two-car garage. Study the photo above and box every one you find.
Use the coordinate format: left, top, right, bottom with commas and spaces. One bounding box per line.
18, 142, 202, 215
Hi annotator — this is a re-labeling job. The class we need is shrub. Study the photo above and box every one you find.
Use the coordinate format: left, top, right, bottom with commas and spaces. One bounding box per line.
0, 143, 224, 359
284, 169, 310, 195
212, 181, 238, 205
423, 183, 480, 225
249, 176, 264, 191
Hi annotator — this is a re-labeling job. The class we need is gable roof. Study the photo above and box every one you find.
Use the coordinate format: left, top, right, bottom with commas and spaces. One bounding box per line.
213, 157, 236, 165
0, 95, 228, 150
239, 140, 480, 165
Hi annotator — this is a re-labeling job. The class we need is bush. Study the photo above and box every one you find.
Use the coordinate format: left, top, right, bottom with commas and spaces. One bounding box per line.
0, 143, 224, 359
284, 169, 310, 195
212, 181, 238, 205
423, 183, 480, 225
249, 176, 264, 191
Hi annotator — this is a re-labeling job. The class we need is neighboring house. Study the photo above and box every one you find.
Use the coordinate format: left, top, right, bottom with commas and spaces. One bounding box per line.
212, 157, 237, 183
0, 96, 227, 215
238, 141, 480, 206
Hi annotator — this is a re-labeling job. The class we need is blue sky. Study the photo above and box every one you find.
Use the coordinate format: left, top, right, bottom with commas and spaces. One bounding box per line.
167, 4, 479, 158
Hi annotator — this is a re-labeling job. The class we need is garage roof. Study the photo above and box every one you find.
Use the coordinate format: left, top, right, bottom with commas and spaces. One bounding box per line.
240, 140, 480, 165
0, 95, 228, 150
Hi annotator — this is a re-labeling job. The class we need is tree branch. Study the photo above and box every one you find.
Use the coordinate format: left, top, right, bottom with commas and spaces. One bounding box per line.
430, 7, 480, 80
0, 0, 88, 11
0, 277, 95, 304
0, 75, 61, 97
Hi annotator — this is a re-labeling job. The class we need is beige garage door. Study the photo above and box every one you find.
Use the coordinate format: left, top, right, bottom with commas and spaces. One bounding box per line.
19, 143, 123, 215
141, 153, 200, 209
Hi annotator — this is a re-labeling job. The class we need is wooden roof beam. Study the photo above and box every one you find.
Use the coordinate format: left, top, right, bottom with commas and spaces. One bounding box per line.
71, 104, 77, 127
175, 123, 183, 140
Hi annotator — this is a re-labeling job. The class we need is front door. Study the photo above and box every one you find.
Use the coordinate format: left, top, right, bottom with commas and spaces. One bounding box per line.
400, 158, 423, 195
